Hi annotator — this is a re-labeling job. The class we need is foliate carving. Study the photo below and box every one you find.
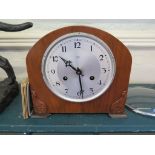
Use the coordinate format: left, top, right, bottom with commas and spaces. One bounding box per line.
31, 88, 48, 115
110, 91, 127, 114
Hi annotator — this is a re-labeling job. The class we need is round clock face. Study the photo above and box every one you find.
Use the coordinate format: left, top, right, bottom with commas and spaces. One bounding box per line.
42, 32, 116, 102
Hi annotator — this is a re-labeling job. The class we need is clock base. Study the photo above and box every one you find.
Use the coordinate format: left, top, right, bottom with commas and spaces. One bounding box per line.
30, 112, 127, 119
30, 87, 128, 117
21, 83, 128, 118
31, 114, 50, 118
109, 113, 127, 118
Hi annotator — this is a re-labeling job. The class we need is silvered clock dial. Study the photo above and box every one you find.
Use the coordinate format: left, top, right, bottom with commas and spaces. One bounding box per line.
41, 32, 116, 102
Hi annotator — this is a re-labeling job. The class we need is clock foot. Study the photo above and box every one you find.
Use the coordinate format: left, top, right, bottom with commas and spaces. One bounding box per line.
31, 113, 51, 118
108, 113, 127, 118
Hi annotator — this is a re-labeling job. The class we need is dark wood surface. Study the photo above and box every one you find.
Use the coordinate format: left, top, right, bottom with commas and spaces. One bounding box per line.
26, 26, 132, 115
0, 84, 155, 134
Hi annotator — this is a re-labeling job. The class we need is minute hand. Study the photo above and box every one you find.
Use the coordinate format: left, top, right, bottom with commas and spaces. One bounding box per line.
77, 68, 84, 98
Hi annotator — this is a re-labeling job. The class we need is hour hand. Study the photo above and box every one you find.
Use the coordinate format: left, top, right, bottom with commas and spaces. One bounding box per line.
59, 56, 77, 72
59, 56, 71, 67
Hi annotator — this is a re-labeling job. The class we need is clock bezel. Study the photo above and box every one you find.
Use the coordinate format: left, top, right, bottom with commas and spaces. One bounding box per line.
41, 32, 116, 102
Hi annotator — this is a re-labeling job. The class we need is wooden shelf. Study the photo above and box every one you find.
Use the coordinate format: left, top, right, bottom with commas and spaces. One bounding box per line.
0, 84, 155, 134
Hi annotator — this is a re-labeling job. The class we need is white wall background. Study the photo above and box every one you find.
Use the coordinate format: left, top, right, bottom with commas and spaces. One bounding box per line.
0, 19, 155, 84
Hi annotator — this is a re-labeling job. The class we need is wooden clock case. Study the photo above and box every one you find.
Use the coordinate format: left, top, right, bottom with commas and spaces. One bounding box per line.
26, 26, 132, 116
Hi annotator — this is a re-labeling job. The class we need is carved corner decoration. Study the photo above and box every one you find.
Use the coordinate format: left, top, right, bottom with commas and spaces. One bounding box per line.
31, 88, 48, 115
110, 91, 127, 114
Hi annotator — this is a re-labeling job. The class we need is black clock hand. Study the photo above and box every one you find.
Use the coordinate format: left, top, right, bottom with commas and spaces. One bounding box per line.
59, 56, 77, 72
77, 68, 84, 98
59, 56, 84, 76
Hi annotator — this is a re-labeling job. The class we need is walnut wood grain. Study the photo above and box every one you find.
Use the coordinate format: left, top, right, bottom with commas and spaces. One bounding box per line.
26, 26, 132, 115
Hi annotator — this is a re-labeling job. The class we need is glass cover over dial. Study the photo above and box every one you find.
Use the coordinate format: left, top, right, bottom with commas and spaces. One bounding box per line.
42, 32, 116, 102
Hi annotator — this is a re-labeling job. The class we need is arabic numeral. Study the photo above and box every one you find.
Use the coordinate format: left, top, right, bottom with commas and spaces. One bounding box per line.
65, 88, 68, 94
74, 42, 81, 48
56, 82, 60, 86
62, 46, 66, 52
98, 80, 102, 85
77, 90, 84, 96
53, 56, 58, 62
99, 55, 104, 61
51, 69, 55, 74
102, 68, 107, 73
89, 88, 94, 94
91, 45, 93, 51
